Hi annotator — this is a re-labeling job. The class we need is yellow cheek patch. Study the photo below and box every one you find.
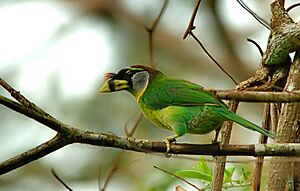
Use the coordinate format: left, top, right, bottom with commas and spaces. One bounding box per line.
99, 80, 130, 93
113, 80, 130, 91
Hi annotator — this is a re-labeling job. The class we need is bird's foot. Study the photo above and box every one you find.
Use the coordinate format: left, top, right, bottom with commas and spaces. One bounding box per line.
163, 136, 177, 158
211, 140, 220, 160
211, 138, 220, 145
213, 127, 221, 144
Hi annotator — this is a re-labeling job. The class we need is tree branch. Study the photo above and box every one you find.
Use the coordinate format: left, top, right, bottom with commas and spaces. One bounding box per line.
183, 0, 201, 39
51, 168, 73, 191
183, 0, 238, 85
0, 80, 70, 134
252, 103, 271, 191
154, 166, 201, 191
2, 87, 300, 176
268, 50, 300, 190
237, 0, 300, 91
206, 89, 300, 102
0, 134, 69, 175
212, 101, 238, 191
236, 0, 270, 29
4, 131, 300, 175
145, 0, 168, 68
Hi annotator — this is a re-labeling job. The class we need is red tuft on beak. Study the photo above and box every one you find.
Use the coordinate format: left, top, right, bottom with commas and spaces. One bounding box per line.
104, 73, 116, 82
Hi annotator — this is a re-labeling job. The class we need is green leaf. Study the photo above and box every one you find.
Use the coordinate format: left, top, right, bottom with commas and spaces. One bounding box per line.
175, 170, 212, 181
238, 167, 251, 184
223, 166, 235, 183
195, 156, 212, 176
224, 166, 235, 178
241, 167, 251, 180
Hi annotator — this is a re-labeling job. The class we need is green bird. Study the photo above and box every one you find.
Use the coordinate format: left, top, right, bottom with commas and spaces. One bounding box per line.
100, 65, 274, 152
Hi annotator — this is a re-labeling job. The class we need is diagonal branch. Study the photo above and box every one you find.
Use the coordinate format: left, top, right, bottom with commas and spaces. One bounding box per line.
0, 134, 69, 175
182, 0, 238, 85
154, 166, 201, 191
188, 32, 239, 85
51, 168, 73, 191
145, 0, 168, 68
183, 0, 201, 39
236, 0, 270, 29
0, 81, 70, 134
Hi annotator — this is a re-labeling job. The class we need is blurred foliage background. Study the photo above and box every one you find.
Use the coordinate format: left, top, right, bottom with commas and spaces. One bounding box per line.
0, 0, 299, 190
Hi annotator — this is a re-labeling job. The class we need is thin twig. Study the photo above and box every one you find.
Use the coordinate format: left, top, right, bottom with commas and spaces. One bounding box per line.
183, 0, 239, 84
247, 38, 264, 57
101, 152, 124, 191
101, 113, 142, 190
51, 168, 73, 191
125, 112, 143, 137
154, 166, 202, 191
252, 103, 270, 191
183, 0, 201, 39
101, 112, 142, 190
145, 0, 168, 68
182, 1, 238, 85
236, 0, 270, 29
286, 3, 300, 12
0, 78, 31, 107
189, 32, 238, 85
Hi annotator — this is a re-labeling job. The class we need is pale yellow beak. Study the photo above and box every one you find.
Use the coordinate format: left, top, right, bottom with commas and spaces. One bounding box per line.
99, 80, 130, 93
99, 82, 111, 93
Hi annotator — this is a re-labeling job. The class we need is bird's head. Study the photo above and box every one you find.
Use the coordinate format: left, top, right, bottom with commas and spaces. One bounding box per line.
99, 65, 156, 97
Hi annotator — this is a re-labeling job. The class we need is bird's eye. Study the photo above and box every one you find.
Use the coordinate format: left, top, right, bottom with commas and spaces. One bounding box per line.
126, 70, 134, 76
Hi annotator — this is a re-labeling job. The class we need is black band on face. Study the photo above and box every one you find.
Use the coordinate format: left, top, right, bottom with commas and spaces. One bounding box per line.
107, 67, 146, 91
108, 79, 115, 91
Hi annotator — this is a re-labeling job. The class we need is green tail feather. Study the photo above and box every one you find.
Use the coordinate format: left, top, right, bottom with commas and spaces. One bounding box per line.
219, 109, 275, 139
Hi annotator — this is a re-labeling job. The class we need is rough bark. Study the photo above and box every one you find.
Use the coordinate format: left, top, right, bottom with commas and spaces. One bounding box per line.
267, 51, 300, 190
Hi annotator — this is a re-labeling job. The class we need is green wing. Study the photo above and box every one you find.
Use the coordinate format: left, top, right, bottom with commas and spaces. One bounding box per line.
169, 86, 222, 106
142, 76, 224, 110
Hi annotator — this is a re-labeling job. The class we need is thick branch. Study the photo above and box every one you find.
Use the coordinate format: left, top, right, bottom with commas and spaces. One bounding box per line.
207, 89, 300, 102
3, 131, 300, 176
0, 95, 70, 135
0, 135, 69, 175
2, 92, 300, 176
1, 77, 300, 176
268, 50, 300, 190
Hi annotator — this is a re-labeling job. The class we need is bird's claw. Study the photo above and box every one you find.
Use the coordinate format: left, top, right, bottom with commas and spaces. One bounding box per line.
211, 141, 220, 159
163, 137, 177, 158
211, 138, 220, 145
